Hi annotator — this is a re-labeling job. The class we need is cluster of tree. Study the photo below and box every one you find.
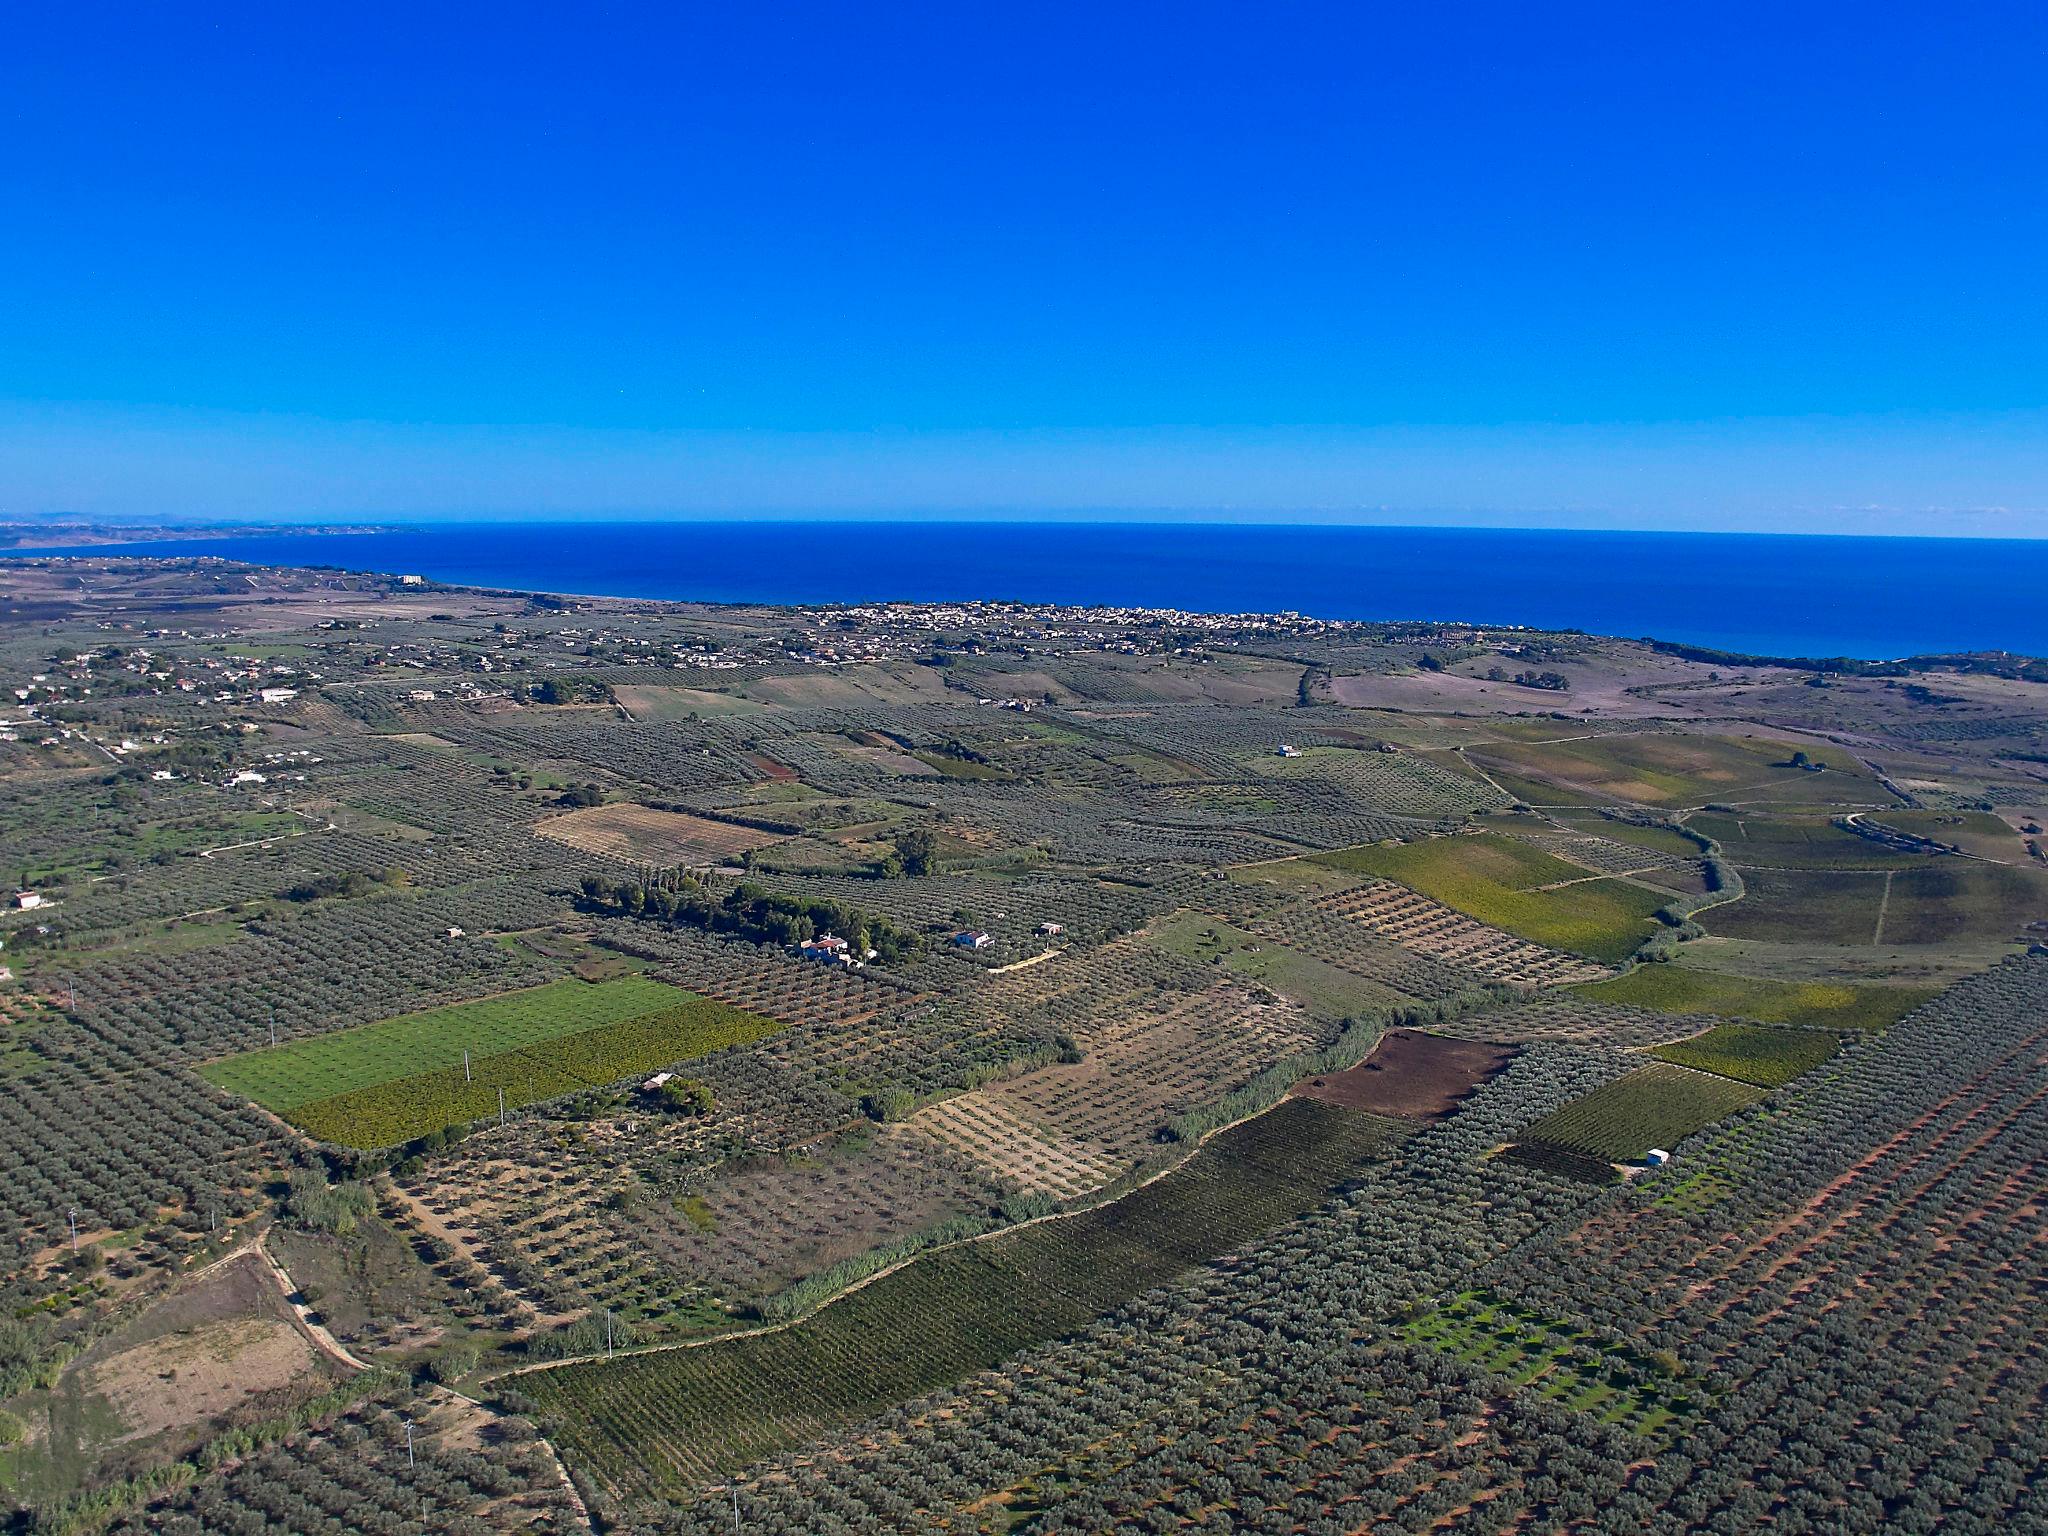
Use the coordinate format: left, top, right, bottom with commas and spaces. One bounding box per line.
530, 675, 606, 704
555, 782, 607, 807
1486, 665, 1569, 690
871, 827, 938, 879
283, 1169, 376, 1235
577, 871, 923, 962
280, 866, 409, 902
654, 1075, 714, 1115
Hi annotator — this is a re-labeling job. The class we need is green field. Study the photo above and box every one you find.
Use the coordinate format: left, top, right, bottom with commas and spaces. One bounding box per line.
1312, 833, 1668, 963
1464, 731, 1872, 810
1403, 1292, 1703, 1441
1143, 912, 1409, 1020
1572, 964, 1934, 1031
515, 1099, 1410, 1495
201, 976, 691, 1109
1704, 862, 2048, 947
1648, 1023, 1841, 1088
1522, 1063, 1764, 1161
289, 996, 778, 1148
201, 976, 778, 1148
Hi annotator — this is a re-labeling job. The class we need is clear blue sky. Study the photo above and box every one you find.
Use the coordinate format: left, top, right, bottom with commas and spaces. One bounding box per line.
4, 4, 2046, 532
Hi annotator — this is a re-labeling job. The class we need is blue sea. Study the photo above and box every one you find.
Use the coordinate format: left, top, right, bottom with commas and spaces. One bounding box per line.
11, 521, 2045, 661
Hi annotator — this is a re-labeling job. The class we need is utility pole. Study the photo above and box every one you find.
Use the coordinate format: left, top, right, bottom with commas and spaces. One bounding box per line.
606, 1308, 614, 1360
464, 1049, 471, 1083
268, 1009, 277, 1049
498, 1086, 506, 1127
404, 1417, 415, 1467
67, 1208, 78, 1252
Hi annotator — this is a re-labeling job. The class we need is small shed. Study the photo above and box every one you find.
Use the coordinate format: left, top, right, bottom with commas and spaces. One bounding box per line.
1644, 1148, 1672, 1167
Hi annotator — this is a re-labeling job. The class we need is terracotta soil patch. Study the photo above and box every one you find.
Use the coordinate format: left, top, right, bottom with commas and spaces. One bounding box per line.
1291, 1028, 1517, 1119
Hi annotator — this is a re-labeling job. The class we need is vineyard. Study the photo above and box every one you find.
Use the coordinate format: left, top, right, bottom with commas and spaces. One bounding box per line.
1520, 1062, 1767, 1162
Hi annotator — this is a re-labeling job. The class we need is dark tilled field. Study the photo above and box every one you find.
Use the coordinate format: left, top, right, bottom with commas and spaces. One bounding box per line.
1292, 1028, 1517, 1119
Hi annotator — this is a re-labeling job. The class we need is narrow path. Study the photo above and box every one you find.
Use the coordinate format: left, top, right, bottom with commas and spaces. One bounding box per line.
255, 1233, 371, 1371
486, 1084, 1313, 1382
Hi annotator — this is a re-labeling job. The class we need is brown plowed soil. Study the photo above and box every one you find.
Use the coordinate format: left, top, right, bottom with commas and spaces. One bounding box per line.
1291, 1028, 1516, 1119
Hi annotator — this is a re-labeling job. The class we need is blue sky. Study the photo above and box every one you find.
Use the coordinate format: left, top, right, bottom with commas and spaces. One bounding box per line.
3, 4, 2046, 532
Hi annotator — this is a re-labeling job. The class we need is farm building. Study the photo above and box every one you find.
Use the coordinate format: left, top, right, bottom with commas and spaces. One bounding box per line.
1644, 1148, 1671, 1167
800, 935, 856, 965
642, 1071, 675, 1092
1038, 921, 1064, 936
258, 687, 299, 704
952, 930, 994, 950
13, 891, 46, 910
1276, 744, 1301, 757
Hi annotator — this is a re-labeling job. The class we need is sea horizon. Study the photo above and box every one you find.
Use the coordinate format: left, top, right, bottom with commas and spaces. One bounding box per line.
10, 518, 2046, 661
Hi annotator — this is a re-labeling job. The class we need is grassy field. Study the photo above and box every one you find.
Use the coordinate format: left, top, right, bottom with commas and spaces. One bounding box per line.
1143, 912, 1409, 1021
1464, 732, 1873, 810
1689, 811, 1922, 870
1521, 1063, 1764, 1161
1649, 1023, 1841, 1087
610, 685, 768, 720
288, 995, 779, 1149
1704, 862, 2048, 947
201, 976, 691, 1110
1572, 964, 1935, 1031
1312, 833, 1668, 963
516, 1099, 1410, 1495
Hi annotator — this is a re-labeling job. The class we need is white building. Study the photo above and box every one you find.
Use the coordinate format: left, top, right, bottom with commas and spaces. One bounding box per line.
258, 687, 299, 705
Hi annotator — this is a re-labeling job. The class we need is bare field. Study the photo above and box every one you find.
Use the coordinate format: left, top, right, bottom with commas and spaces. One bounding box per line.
1292, 1028, 1516, 1119
535, 803, 787, 864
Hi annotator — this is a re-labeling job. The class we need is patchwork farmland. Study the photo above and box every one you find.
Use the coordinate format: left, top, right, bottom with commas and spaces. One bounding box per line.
3, 561, 2046, 1536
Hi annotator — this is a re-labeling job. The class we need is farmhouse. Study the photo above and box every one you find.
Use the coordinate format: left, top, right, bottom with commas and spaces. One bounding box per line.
1038, 920, 1064, 936
12, 891, 45, 910
258, 687, 299, 704
1645, 1148, 1671, 1167
642, 1071, 675, 1092
1276, 744, 1301, 757
800, 934, 856, 965
952, 930, 994, 950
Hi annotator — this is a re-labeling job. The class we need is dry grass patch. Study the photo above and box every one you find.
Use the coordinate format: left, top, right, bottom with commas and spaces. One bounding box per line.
536, 803, 786, 865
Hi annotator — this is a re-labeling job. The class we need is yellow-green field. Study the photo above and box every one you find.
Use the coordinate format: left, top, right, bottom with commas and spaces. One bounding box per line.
1573, 965, 1935, 1031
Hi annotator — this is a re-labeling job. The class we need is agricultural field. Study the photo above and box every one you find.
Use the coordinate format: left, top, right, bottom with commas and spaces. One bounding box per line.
1291, 1028, 1514, 1118
1648, 1022, 1841, 1088
535, 803, 787, 865
1521, 1062, 1766, 1161
201, 976, 691, 1109
1572, 963, 1935, 1031
1702, 859, 2048, 947
201, 976, 778, 1148
516, 1098, 1410, 1494
1313, 832, 1668, 963
1463, 729, 1876, 809
1141, 910, 1411, 1021
5, 561, 2048, 1536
